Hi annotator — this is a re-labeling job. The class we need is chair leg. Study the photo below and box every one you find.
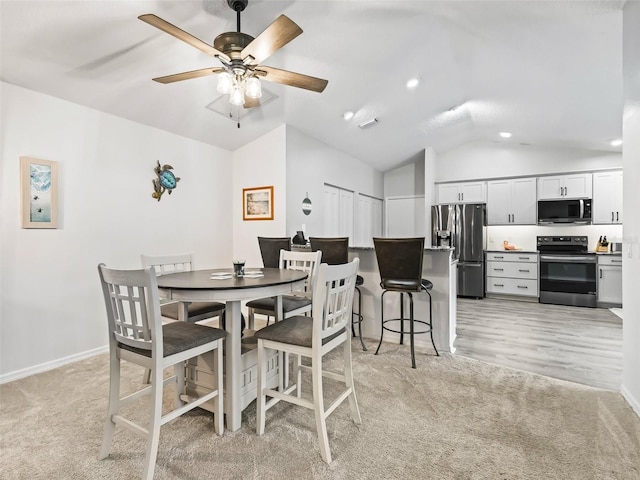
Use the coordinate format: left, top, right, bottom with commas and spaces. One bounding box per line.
295, 354, 303, 398
248, 307, 255, 330
408, 292, 416, 369
142, 367, 163, 480
353, 287, 367, 351
399, 292, 405, 345
214, 342, 224, 435
374, 290, 387, 355
426, 290, 439, 356
343, 337, 361, 425
311, 357, 331, 464
100, 350, 120, 460
256, 341, 267, 436
142, 368, 151, 385
174, 362, 185, 407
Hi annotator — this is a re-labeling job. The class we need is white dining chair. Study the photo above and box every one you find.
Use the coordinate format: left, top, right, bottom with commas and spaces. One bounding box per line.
97, 264, 225, 480
246, 249, 322, 329
254, 258, 362, 463
141, 253, 225, 323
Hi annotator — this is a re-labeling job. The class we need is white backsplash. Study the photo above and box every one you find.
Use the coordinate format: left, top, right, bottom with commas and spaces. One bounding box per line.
486, 224, 623, 252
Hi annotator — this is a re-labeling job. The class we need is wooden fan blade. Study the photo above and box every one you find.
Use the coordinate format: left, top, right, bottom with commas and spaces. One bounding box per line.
243, 97, 260, 109
241, 15, 302, 65
138, 14, 230, 63
152, 67, 225, 84
255, 66, 328, 93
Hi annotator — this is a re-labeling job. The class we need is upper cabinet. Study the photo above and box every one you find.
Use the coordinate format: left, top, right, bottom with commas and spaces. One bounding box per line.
537, 173, 592, 200
437, 181, 486, 204
487, 177, 537, 225
593, 171, 623, 224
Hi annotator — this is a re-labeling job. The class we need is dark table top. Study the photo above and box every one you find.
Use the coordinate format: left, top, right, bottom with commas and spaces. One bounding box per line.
156, 268, 308, 291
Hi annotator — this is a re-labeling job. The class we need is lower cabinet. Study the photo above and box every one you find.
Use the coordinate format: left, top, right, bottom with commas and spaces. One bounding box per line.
486, 252, 539, 298
597, 256, 622, 307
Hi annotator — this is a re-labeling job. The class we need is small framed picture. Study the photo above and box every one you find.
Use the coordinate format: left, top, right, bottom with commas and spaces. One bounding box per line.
20, 156, 59, 229
243, 186, 274, 221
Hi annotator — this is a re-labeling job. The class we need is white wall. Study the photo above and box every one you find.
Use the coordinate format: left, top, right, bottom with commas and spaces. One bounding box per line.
622, 0, 640, 416
232, 125, 288, 269
285, 126, 384, 240
0, 83, 233, 381
384, 159, 425, 197
436, 141, 622, 182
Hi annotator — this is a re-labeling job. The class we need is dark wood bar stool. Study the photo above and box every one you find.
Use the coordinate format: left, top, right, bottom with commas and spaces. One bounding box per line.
373, 237, 439, 368
309, 237, 367, 351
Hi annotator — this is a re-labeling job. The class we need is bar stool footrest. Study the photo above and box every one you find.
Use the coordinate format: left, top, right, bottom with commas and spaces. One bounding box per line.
381, 318, 433, 336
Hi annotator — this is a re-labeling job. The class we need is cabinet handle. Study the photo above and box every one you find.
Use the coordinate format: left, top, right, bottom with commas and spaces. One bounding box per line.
494, 268, 504, 271
494, 256, 504, 259
612, 212, 614, 222
494, 283, 504, 287
517, 285, 528, 289
518, 269, 530, 273
616, 211, 619, 222
512, 213, 515, 223
612, 259, 622, 263
462, 193, 464, 201
599, 269, 603, 279
518, 257, 529, 260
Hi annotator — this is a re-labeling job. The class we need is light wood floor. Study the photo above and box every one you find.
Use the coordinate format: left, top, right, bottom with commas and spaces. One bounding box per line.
455, 297, 623, 391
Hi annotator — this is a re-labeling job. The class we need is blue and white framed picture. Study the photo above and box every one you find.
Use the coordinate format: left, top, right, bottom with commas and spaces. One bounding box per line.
20, 156, 58, 229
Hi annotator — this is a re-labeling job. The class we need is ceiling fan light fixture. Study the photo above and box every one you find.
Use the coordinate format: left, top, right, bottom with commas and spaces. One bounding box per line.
245, 76, 262, 99
229, 85, 245, 106
217, 72, 233, 94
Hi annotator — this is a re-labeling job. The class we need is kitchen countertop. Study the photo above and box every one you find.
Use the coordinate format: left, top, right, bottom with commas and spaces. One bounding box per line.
595, 251, 622, 256
349, 246, 454, 252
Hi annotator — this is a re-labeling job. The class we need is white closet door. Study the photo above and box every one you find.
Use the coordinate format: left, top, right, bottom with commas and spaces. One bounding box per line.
339, 189, 354, 242
323, 184, 340, 237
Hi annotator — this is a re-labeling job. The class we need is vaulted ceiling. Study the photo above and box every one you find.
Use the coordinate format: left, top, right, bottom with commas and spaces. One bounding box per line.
0, 0, 625, 172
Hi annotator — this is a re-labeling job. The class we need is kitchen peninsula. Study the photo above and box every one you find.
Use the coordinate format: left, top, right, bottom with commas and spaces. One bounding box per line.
349, 247, 457, 354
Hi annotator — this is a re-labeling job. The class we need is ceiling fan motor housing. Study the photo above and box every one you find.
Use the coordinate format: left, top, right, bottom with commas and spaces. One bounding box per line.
227, 0, 248, 12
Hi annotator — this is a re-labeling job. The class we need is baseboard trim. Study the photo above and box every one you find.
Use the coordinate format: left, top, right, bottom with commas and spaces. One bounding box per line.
0, 345, 108, 385
621, 384, 640, 418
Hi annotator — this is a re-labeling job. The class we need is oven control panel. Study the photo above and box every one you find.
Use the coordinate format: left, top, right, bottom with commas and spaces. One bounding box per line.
537, 236, 588, 246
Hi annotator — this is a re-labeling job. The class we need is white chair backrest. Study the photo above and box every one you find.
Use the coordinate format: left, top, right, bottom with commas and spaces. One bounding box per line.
141, 253, 194, 276
312, 258, 360, 343
98, 264, 163, 357
279, 249, 322, 298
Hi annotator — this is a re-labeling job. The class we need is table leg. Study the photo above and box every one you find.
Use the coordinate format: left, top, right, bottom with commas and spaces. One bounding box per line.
274, 296, 289, 388
178, 302, 189, 322
224, 300, 242, 432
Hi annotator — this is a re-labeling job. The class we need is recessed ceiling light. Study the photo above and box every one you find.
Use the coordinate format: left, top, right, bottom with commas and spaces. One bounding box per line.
343, 111, 354, 121
499, 132, 512, 138
610, 139, 623, 147
406, 77, 419, 89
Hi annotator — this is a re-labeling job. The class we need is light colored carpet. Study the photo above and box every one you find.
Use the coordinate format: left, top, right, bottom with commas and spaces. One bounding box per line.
1, 340, 639, 479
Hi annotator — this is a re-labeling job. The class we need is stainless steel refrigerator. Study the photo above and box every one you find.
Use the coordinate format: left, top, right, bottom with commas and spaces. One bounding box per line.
432, 203, 486, 298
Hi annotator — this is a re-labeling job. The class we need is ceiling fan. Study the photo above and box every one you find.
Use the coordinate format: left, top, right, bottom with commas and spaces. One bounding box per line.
139, 0, 328, 110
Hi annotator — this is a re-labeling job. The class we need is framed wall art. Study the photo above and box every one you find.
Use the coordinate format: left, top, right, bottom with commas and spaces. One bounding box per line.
242, 185, 274, 221
20, 156, 59, 229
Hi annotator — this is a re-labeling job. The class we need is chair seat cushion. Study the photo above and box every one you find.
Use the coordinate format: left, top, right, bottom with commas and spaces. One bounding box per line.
161, 301, 225, 320
254, 315, 345, 348
246, 295, 311, 313
380, 278, 433, 292
119, 322, 226, 358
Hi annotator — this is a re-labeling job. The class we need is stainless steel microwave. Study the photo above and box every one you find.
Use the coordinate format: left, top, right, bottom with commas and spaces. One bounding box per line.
538, 199, 592, 224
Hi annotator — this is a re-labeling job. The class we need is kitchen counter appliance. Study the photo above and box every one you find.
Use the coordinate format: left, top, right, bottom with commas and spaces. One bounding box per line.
432, 203, 486, 298
537, 235, 596, 307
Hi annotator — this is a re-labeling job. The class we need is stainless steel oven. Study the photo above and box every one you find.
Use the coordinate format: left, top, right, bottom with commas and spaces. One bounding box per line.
537, 236, 597, 307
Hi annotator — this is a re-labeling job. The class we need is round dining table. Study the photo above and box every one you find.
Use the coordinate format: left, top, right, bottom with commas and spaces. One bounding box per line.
156, 267, 307, 432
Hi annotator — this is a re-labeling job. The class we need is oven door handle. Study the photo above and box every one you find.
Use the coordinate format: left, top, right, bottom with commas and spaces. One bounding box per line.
540, 255, 596, 263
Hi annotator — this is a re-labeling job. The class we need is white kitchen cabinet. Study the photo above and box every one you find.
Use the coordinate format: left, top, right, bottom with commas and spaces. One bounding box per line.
487, 177, 537, 225
437, 181, 486, 204
597, 255, 622, 306
486, 252, 539, 298
537, 173, 592, 200
593, 171, 623, 224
